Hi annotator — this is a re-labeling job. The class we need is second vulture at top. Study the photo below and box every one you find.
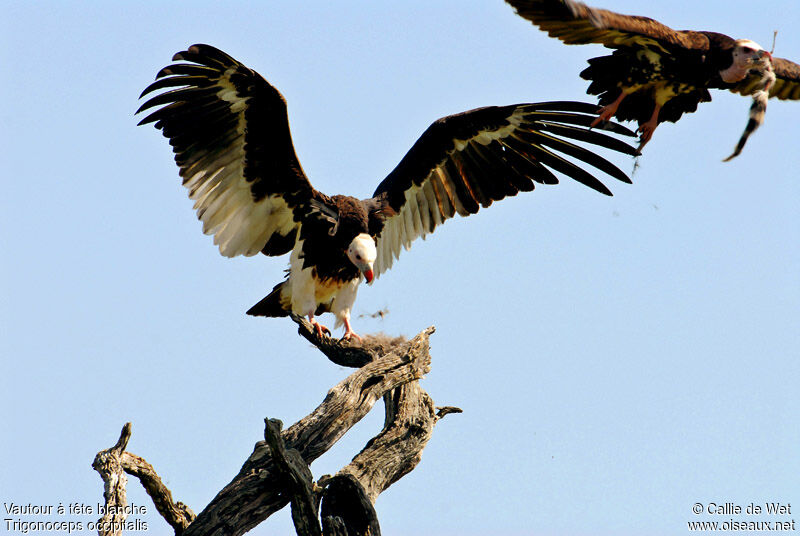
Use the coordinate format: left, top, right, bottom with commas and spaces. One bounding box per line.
505, 0, 800, 158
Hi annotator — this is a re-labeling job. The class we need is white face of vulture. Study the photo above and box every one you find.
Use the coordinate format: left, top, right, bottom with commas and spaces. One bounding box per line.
346, 233, 377, 284
721, 39, 773, 83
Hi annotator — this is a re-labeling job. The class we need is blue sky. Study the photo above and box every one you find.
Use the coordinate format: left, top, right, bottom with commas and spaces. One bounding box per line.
2, 1, 798, 535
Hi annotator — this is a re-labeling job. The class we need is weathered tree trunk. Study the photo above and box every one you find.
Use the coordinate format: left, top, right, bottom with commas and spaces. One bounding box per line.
93, 319, 459, 536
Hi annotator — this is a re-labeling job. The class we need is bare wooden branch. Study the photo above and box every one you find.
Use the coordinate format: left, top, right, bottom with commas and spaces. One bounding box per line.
94, 423, 194, 536
321, 516, 349, 536
120, 452, 195, 534
320, 474, 380, 536
92, 423, 131, 536
94, 326, 453, 536
318, 348, 458, 533
338, 382, 435, 503
435, 406, 464, 421
182, 327, 435, 536
262, 418, 321, 536
291, 313, 407, 368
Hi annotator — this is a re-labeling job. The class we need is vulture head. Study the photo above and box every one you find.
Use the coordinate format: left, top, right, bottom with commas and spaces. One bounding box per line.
347, 233, 377, 284
721, 39, 774, 83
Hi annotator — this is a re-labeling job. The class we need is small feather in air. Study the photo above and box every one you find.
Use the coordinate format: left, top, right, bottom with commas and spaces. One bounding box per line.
359, 308, 389, 320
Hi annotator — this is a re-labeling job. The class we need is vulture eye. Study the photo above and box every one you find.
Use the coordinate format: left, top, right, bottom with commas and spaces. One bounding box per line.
356, 254, 362, 261
741, 46, 755, 54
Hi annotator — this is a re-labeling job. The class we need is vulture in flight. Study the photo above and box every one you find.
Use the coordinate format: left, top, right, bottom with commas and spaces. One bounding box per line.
137, 44, 638, 340
505, 0, 800, 158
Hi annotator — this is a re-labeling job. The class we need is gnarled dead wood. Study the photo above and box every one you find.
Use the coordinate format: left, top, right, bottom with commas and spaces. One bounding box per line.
120, 452, 195, 533
94, 325, 459, 536
92, 423, 131, 536
320, 474, 380, 536
93, 423, 195, 536
182, 327, 435, 536
338, 382, 435, 503
291, 313, 407, 368
262, 418, 321, 536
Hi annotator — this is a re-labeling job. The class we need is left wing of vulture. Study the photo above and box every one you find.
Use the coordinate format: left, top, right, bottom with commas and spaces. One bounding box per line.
505, 0, 711, 51
369, 101, 639, 276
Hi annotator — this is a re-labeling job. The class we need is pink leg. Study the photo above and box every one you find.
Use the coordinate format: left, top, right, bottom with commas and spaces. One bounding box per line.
591, 92, 626, 127
637, 103, 662, 150
341, 317, 362, 342
308, 314, 330, 337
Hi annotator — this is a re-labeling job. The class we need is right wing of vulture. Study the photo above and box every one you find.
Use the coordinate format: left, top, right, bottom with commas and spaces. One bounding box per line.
369, 101, 639, 276
733, 57, 800, 100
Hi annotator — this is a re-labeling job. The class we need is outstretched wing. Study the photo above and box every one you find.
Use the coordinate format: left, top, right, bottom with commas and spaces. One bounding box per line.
368, 101, 639, 276
505, 0, 712, 52
727, 56, 800, 99
767, 58, 800, 100
770, 58, 800, 100
138, 44, 315, 258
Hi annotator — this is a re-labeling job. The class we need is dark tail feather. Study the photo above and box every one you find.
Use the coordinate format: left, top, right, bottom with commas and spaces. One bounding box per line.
247, 282, 290, 317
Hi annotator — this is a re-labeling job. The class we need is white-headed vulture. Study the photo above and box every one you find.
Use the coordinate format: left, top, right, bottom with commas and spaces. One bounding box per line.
138, 44, 638, 340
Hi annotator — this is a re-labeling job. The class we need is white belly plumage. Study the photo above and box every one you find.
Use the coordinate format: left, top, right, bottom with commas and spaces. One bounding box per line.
287, 239, 360, 329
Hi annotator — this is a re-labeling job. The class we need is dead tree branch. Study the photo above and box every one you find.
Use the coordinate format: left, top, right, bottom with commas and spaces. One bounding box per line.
291, 313, 408, 368
120, 452, 195, 533
435, 406, 464, 421
94, 325, 459, 535
342, 384, 434, 502
320, 474, 380, 536
183, 327, 434, 536
262, 418, 321, 536
92, 423, 131, 536
93, 423, 195, 536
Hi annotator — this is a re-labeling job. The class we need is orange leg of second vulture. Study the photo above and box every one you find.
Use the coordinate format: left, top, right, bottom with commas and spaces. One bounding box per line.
591, 91, 627, 127
637, 103, 662, 151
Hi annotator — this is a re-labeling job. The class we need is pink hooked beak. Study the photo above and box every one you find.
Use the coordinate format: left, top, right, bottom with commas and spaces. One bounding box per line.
364, 269, 374, 284
760, 49, 773, 62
